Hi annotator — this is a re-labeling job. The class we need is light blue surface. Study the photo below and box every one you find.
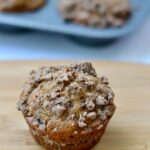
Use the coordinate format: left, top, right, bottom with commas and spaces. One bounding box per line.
0, 0, 150, 39
0, 16, 150, 64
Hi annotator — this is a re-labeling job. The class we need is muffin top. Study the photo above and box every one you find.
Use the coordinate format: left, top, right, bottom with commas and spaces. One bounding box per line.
18, 62, 115, 133
59, 0, 131, 27
0, 0, 45, 12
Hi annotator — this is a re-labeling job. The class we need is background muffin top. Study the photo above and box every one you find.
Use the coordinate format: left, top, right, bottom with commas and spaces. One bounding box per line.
59, 0, 131, 27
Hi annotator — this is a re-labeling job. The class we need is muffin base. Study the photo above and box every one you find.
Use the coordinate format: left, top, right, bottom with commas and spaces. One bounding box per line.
27, 118, 109, 150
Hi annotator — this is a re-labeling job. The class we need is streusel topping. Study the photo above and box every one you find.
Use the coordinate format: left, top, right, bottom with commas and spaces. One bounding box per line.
18, 62, 115, 129
59, 0, 131, 27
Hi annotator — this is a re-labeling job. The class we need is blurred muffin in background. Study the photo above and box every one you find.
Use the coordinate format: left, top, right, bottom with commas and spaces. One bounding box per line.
59, 0, 132, 28
0, 0, 46, 12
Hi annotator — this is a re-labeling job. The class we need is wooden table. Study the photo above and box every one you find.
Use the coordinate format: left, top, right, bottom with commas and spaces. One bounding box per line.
0, 61, 150, 150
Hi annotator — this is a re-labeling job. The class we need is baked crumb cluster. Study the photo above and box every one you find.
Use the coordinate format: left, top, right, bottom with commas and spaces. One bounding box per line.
18, 62, 115, 132
59, 0, 131, 27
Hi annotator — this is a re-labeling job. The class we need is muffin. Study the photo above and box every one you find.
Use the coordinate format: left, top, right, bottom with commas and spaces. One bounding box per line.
17, 62, 116, 150
59, 0, 132, 27
0, 0, 46, 12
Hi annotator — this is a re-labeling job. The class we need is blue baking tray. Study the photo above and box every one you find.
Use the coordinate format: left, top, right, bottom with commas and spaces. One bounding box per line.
0, 0, 149, 44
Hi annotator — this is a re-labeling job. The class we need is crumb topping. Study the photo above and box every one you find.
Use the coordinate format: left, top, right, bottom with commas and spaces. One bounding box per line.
59, 0, 131, 27
18, 61, 115, 131
86, 100, 95, 111
78, 114, 87, 128
87, 112, 97, 120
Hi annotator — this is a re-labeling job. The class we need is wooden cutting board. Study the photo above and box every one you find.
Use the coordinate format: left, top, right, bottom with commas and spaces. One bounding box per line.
0, 61, 150, 150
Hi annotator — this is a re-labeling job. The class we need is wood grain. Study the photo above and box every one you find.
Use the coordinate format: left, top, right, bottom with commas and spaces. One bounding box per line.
0, 61, 150, 150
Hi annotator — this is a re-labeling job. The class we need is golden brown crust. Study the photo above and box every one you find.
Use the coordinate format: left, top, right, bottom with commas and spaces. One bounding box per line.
0, 0, 46, 12
27, 116, 110, 150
